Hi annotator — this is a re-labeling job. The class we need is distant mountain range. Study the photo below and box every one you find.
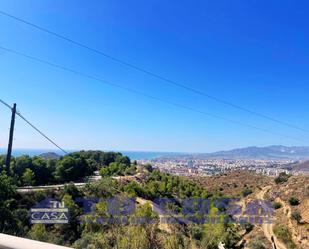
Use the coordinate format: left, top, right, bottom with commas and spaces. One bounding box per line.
2, 146, 309, 161
180, 146, 309, 160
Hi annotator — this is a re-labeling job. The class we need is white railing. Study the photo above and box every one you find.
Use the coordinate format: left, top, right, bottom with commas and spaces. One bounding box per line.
0, 233, 72, 249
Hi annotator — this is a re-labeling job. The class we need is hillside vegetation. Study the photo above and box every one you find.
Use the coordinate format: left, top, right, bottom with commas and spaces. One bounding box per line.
1, 150, 308, 248
0, 150, 248, 249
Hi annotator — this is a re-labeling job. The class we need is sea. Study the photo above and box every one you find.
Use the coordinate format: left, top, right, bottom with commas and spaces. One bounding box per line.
0, 148, 185, 160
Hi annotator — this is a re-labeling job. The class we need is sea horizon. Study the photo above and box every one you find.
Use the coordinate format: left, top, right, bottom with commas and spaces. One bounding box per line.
0, 148, 187, 160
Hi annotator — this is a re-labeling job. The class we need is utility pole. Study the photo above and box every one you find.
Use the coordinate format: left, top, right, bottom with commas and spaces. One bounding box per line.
5, 103, 16, 174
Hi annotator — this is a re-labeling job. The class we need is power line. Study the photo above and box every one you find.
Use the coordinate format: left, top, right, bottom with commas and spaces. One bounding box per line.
0, 98, 68, 154
0, 98, 13, 109
16, 112, 68, 154
0, 10, 307, 133
0, 45, 306, 143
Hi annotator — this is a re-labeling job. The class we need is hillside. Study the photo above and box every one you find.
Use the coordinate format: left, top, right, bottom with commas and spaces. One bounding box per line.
1, 151, 308, 249
39, 152, 61, 160
265, 175, 309, 248
0, 151, 247, 249
192, 170, 270, 196
292, 161, 309, 172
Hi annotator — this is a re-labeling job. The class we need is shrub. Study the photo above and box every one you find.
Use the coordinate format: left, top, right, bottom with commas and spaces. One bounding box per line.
272, 202, 282, 209
242, 222, 254, 233
291, 211, 302, 224
273, 224, 296, 249
242, 188, 253, 197
144, 163, 153, 172
275, 172, 290, 184
248, 239, 266, 249
288, 197, 300, 206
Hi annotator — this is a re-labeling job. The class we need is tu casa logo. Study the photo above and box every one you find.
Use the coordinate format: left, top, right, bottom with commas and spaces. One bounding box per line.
30, 198, 69, 224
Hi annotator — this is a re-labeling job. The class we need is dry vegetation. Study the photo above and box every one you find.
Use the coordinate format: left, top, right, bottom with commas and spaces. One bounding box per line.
265, 175, 309, 248
243, 226, 272, 249
192, 170, 271, 197
191, 171, 309, 248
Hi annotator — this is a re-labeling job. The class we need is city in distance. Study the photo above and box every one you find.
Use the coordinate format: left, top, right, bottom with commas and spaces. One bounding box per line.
3, 144, 309, 178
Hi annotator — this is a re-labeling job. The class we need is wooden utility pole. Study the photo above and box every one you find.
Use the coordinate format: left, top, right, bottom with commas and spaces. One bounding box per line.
5, 103, 16, 174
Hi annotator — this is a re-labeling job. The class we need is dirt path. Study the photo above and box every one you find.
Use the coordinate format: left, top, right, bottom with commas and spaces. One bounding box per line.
256, 186, 288, 249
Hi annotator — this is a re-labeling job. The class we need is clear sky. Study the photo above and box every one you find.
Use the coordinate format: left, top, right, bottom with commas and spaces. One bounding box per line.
0, 0, 308, 153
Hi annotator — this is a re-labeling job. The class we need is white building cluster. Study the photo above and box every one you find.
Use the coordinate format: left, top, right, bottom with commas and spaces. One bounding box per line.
138, 158, 300, 177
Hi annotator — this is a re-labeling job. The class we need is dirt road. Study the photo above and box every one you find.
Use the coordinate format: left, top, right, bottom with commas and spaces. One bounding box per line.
256, 186, 287, 249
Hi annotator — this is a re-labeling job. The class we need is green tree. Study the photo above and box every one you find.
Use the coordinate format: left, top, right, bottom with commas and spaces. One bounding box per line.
28, 224, 49, 242
62, 194, 80, 218
99, 162, 134, 177
115, 155, 130, 166
275, 172, 290, 184
13, 155, 32, 176
123, 181, 145, 198
0, 155, 6, 171
0, 172, 17, 233
22, 168, 35, 186
48, 194, 81, 245
32, 157, 53, 185
99, 167, 110, 177
63, 183, 82, 199
55, 156, 91, 182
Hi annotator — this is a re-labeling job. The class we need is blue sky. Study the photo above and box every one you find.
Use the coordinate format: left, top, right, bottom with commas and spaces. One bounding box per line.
0, 0, 308, 153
